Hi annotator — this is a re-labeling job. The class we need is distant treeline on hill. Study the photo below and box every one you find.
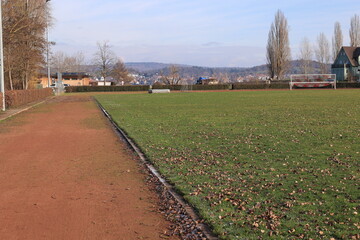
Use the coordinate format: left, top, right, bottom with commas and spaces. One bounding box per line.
125, 60, 330, 79
76, 61, 330, 83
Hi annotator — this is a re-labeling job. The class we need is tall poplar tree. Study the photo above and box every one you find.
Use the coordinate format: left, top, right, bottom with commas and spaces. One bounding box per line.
299, 37, 313, 74
266, 10, 291, 80
350, 14, 360, 47
332, 22, 343, 61
316, 33, 331, 74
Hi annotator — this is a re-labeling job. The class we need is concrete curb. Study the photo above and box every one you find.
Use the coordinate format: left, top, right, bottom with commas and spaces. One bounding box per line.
94, 98, 218, 240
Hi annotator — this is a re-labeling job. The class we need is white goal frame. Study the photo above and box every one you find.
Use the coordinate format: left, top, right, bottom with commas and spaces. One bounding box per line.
290, 74, 337, 90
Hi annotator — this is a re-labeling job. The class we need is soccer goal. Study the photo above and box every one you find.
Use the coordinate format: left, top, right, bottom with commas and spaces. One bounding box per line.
290, 74, 337, 90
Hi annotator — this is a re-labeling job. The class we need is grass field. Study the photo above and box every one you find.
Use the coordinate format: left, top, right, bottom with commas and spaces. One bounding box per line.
96, 90, 359, 239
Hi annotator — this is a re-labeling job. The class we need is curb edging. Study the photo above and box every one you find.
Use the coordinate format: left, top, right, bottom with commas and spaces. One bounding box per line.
95, 98, 218, 240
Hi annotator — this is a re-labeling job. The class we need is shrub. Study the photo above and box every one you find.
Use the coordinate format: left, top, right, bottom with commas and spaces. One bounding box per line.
232, 82, 289, 89
268, 83, 290, 89
336, 82, 360, 88
4, 88, 53, 108
151, 84, 232, 91
65, 85, 150, 92
232, 83, 268, 89
66, 84, 234, 92
191, 84, 232, 90
0, 94, 3, 110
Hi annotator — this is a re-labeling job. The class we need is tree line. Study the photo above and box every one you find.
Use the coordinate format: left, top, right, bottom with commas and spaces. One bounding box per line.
50, 41, 133, 85
266, 10, 360, 80
1, 1, 132, 89
2, 0, 51, 90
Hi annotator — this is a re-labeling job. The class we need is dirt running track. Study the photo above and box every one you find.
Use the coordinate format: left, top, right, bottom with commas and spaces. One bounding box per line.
0, 95, 178, 240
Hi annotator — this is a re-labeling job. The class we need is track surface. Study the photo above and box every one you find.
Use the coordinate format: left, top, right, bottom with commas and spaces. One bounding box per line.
0, 95, 177, 240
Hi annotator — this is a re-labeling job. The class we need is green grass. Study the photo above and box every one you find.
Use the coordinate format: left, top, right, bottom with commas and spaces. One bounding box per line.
96, 90, 360, 239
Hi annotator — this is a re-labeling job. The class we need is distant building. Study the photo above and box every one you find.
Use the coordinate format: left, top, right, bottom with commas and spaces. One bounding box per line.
331, 46, 360, 81
196, 77, 219, 85
89, 77, 116, 86
38, 72, 92, 87
90, 81, 112, 86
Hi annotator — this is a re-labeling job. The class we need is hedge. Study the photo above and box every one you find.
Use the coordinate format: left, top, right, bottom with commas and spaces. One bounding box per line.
65, 85, 150, 92
3, 88, 53, 108
336, 82, 360, 88
233, 83, 289, 89
65, 85, 149, 92
66, 84, 233, 92
152, 84, 232, 91
0, 94, 3, 110
269, 83, 290, 89
63, 82, 360, 93
191, 84, 232, 90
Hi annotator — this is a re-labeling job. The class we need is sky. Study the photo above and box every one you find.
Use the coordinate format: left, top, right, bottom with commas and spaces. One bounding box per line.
49, 0, 360, 67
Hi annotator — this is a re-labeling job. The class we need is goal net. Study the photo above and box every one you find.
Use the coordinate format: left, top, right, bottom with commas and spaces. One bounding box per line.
290, 74, 336, 90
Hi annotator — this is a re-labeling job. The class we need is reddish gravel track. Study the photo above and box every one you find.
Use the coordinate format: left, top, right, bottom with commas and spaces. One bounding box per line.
0, 95, 178, 240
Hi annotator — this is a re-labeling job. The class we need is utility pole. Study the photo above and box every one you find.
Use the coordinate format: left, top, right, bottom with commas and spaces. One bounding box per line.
0, 1, 5, 111
46, 0, 51, 87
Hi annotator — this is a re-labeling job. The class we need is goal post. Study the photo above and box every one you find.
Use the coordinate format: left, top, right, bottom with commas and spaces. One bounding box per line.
290, 74, 337, 90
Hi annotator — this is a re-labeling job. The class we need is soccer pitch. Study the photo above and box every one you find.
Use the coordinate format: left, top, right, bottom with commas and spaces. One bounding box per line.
96, 90, 359, 239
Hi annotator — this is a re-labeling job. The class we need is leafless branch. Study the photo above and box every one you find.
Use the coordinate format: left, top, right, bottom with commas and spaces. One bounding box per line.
350, 14, 360, 47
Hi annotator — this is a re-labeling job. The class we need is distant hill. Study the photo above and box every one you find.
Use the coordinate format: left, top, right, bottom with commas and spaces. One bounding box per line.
126, 62, 170, 72
75, 61, 330, 83
126, 62, 190, 72
125, 60, 330, 78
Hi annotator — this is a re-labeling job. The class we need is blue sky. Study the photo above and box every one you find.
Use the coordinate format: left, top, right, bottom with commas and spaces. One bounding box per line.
50, 0, 360, 67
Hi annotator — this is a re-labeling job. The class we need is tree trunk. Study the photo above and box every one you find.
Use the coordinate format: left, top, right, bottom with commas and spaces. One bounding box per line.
8, 69, 13, 90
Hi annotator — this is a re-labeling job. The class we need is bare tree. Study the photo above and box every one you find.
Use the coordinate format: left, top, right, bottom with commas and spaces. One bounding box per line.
169, 65, 182, 84
93, 41, 116, 84
350, 14, 360, 47
66, 52, 85, 72
51, 51, 86, 73
214, 72, 230, 83
51, 51, 67, 73
266, 10, 291, 80
315, 33, 331, 74
160, 65, 182, 85
332, 22, 343, 61
299, 37, 313, 74
111, 59, 133, 85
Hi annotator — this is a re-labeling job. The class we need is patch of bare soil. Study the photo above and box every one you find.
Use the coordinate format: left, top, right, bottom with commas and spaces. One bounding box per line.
0, 95, 179, 240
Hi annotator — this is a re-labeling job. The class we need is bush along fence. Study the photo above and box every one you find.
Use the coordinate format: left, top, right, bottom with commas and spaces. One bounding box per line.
2, 88, 53, 109
336, 82, 360, 88
65, 83, 288, 92
0, 94, 3, 110
232, 82, 290, 89
64, 82, 360, 93
65, 85, 149, 93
